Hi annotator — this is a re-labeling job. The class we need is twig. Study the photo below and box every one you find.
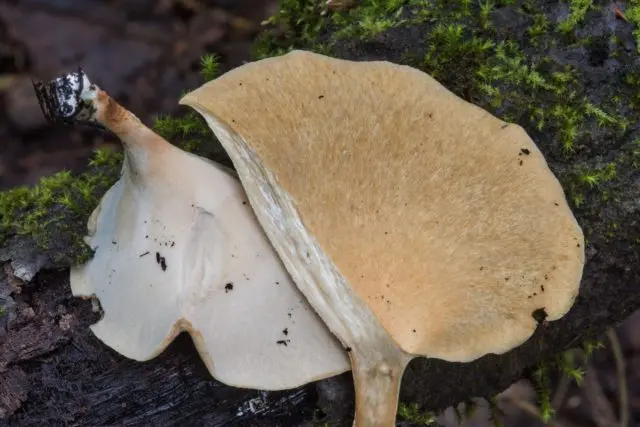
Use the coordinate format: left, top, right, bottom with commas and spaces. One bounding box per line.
606, 328, 629, 427
583, 362, 619, 427
551, 368, 572, 410
612, 2, 629, 22
501, 394, 565, 427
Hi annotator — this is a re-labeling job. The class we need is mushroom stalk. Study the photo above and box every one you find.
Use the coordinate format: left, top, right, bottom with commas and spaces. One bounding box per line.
350, 350, 409, 426
34, 70, 166, 176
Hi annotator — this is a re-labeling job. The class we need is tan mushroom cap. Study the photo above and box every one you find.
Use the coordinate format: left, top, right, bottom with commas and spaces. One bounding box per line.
181, 50, 585, 362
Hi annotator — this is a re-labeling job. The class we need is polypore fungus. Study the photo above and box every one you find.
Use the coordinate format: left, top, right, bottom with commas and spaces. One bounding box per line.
33, 70, 350, 390
181, 50, 586, 426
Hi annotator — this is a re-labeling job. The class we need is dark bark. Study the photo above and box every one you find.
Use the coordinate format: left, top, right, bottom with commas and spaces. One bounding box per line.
1, 1, 640, 426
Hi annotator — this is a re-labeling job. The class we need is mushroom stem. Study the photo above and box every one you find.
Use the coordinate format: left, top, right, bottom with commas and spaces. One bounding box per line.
351, 354, 409, 427
91, 89, 169, 176
33, 70, 168, 175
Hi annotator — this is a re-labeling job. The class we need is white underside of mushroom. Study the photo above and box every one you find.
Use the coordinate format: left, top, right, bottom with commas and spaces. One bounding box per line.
70, 145, 350, 390
194, 111, 412, 425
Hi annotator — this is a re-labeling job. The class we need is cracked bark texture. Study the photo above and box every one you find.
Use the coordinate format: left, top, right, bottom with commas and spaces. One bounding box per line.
1, 0, 639, 426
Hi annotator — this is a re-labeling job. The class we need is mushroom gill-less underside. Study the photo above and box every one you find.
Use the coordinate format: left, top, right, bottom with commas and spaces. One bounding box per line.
33, 69, 351, 392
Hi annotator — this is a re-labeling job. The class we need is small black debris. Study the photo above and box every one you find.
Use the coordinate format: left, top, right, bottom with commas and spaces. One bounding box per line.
532, 308, 548, 325
225, 282, 234, 293
318, 95, 325, 99
139, 251, 150, 258
520, 148, 531, 155
345, 347, 352, 352
282, 328, 289, 336
111, 240, 117, 245
276, 340, 290, 346
156, 252, 167, 271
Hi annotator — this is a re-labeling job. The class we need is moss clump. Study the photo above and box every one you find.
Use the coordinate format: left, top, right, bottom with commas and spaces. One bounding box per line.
200, 53, 221, 82
0, 147, 122, 264
397, 402, 436, 425
330, 0, 411, 39
557, 0, 594, 34
252, 0, 328, 59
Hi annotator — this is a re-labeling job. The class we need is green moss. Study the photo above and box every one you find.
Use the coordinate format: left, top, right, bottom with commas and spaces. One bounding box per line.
531, 363, 555, 422
397, 402, 436, 425
557, 0, 594, 33
479, 0, 495, 30
626, 1, 640, 52
528, 13, 549, 39
200, 53, 221, 82
0, 147, 122, 264
252, 0, 328, 59
331, 0, 409, 39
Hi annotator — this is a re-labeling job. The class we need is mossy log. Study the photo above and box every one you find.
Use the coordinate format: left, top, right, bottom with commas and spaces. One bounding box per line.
1, 1, 639, 425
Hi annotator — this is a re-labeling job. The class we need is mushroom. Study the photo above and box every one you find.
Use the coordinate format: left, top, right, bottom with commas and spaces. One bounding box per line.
32, 70, 350, 390
181, 50, 585, 426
